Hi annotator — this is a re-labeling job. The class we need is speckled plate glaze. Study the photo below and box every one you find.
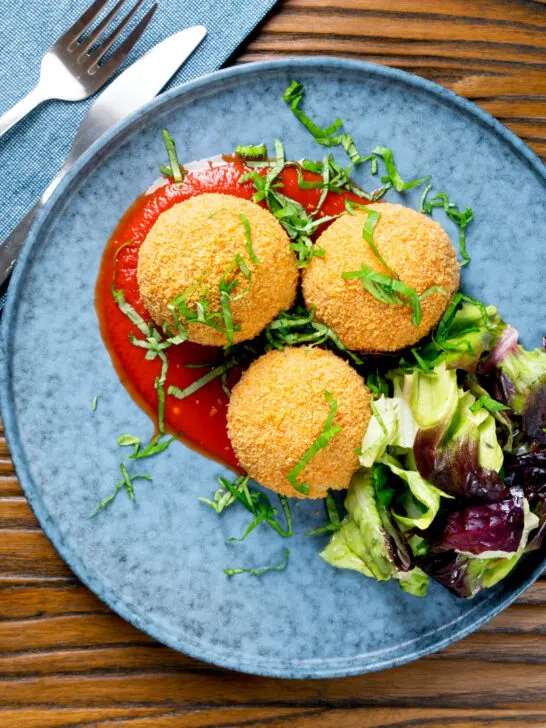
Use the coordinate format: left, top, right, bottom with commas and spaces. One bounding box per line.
2, 59, 546, 679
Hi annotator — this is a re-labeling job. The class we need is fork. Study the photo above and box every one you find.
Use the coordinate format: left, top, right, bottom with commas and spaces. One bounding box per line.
0, 0, 157, 138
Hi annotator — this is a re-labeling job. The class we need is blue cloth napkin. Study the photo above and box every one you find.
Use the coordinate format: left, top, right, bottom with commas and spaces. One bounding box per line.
0, 0, 278, 310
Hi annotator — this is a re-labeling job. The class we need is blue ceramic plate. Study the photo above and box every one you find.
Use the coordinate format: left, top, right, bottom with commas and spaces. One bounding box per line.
2, 59, 545, 679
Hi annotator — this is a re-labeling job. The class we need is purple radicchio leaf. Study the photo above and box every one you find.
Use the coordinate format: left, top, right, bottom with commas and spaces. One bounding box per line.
523, 383, 546, 446
439, 489, 524, 555
482, 325, 519, 374
417, 550, 482, 598
504, 449, 546, 503
414, 428, 510, 504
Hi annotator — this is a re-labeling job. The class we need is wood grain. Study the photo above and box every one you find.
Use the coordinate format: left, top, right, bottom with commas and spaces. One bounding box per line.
1, 1, 545, 725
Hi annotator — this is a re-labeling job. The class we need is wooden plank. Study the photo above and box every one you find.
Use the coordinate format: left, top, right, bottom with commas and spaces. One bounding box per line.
0, 707, 545, 728
0, 531, 73, 578
288, 0, 546, 26
264, 10, 546, 49
0, 585, 107, 619
1, 660, 546, 708
0, 459, 15, 477
0, 477, 22, 497
0, 498, 39, 529
0, 614, 155, 654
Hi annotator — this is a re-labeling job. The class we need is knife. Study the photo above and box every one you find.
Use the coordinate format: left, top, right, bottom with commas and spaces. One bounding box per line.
0, 25, 207, 289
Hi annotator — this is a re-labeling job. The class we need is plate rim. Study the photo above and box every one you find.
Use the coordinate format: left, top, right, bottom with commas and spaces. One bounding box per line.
2, 56, 545, 679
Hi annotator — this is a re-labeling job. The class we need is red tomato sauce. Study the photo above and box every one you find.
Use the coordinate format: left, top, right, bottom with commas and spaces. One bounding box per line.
95, 160, 362, 469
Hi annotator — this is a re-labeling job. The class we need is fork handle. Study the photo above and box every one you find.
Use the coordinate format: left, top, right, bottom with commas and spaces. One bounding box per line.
0, 85, 48, 139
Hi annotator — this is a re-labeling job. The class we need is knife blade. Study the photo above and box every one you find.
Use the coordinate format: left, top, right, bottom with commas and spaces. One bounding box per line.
0, 25, 207, 288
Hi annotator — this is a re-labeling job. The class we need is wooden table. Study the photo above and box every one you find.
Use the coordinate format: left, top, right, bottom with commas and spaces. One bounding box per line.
2, 1, 546, 725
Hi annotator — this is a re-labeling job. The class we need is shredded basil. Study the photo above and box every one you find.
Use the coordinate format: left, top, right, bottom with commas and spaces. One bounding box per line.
287, 391, 342, 495
403, 292, 492, 372
264, 305, 363, 365
284, 81, 372, 166
161, 129, 185, 183
344, 201, 398, 277
307, 490, 343, 535
372, 146, 431, 192
168, 361, 236, 400
470, 394, 510, 415
342, 264, 425, 327
236, 143, 267, 161
240, 140, 341, 268
224, 548, 290, 577
200, 474, 292, 542
420, 187, 473, 266
209, 209, 261, 265
367, 371, 389, 397
371, 399, 388, 437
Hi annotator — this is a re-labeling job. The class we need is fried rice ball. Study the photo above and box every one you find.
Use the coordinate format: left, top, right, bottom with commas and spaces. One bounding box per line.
302, 202, 460, 352
137, 193, 298, 346
227, 347, 372, 499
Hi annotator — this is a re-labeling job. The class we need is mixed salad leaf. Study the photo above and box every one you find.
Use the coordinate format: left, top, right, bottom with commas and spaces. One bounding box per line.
321, 301, 546, 598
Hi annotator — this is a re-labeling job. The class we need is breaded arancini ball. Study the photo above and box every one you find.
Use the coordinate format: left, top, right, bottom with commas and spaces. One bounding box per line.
227, 347, 372, 499
302, 202, 460, 352
137, 193, 298, 346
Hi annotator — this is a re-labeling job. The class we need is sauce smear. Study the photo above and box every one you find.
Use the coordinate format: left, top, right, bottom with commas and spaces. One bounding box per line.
95, 161, 359, 468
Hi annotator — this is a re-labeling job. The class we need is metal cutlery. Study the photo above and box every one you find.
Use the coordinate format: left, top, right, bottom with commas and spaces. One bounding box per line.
0, 25, 207, 289
0, 0, 158, 138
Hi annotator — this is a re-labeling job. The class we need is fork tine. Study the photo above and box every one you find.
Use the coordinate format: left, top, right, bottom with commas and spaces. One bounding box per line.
88, 0, 155, 75
56, 0, 111, 50
76, 0, 130, 58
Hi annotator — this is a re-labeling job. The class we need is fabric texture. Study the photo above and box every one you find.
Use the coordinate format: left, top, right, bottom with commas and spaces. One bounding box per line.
0, 0, 278, 310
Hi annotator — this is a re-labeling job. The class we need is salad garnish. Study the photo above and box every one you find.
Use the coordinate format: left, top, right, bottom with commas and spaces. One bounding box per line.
224, 548, 290, 577
420, 187, 473, 265
235, 143, 267, 162
161, 128, 185, 183
286, 390, 342, 495
200, 473, 293, 541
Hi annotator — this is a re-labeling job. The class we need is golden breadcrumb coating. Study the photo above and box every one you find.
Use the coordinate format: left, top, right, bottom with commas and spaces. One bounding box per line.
137, 193, 298, 346
227, 347, 371, 499
302, 202, 460, 352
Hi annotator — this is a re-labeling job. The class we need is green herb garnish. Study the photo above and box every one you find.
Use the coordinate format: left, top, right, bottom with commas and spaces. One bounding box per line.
469, 394, 510, 415
371, 145, 431, 192
90, 432, 175, 517
342, 264, 424, 327
307, 490, 343, 535
403, 292, 493, 372
168, 361, 236, 401
284, 81, 371, 166
420, 187, 473, 265
209, 209, 261, 265
91, 396, 98, 412
371, 399, 388, 436
344, 201, 398, 277
236, 143, 267, 161
89, 472, 152, 518
287, 391, 342, 495
112, 288, 174, 432
367, 371, 389, 397
200, 474, 293, 541
240, 140, 341, 268
265, 305, 363, 365
224, 548, 290, 577
161, 129, 185, 183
